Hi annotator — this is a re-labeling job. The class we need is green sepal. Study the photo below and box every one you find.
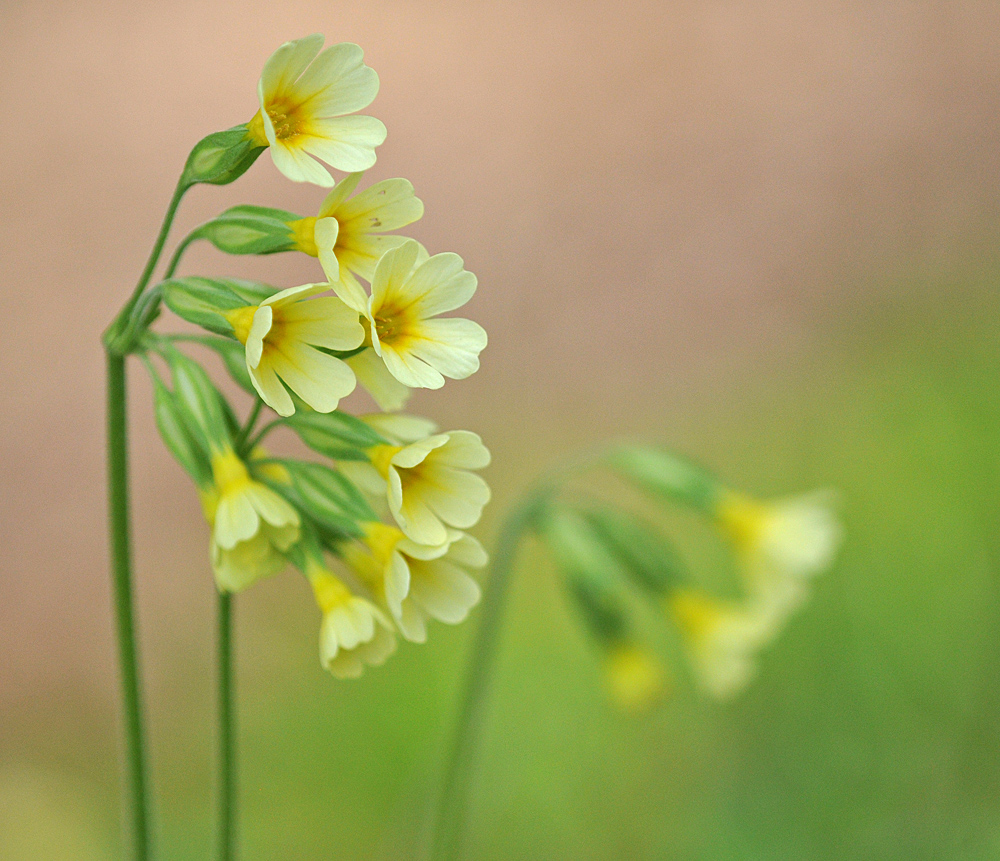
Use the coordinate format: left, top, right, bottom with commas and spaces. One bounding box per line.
163, 350, 233, 451
277, 460, 377, 536
222, 204, 300, 222
161, 276, 277, 336
539, 506, 631, 600
194, 336, 257, 396
581, 506, 685, 597
607, 444, 722, 512
565, 572, 630, 647
283, 410, 387, 461
150, 375, 212, 487
181, 126, 265, 187
190, 208, 299, 257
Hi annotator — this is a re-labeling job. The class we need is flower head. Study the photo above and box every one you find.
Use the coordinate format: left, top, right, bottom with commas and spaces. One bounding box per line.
344, 522, 485, 643
307, 560, 396, 678
290, 172, 424, 309
247, 34, 386, 186
225, 284, 364, 417
716, 489, 841, 609
364, 430, 491, 545
337, 239, 486, 391
669, 590, 778, 699
200, 447, 300, 592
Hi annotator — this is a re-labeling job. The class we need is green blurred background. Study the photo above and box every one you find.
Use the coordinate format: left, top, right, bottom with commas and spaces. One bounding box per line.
4, 2, 1000, 859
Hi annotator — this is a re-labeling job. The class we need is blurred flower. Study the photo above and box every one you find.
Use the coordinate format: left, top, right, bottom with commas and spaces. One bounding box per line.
344, 522, 485, 643
200, 446, 300, 592
307, 558, 396, 678
347, 239, 487, 390
360, 430, 491, 545
602, 643, 668, 712
291, 172, 424, 308
669, 589, 778, 699
225, 283, 363, 416
344, 347, 413, 412
716, 489, 842, 612
246, 34, 386, 186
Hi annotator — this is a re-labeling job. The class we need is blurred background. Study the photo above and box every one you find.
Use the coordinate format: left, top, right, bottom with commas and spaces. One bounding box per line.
3, 1, 1000, 858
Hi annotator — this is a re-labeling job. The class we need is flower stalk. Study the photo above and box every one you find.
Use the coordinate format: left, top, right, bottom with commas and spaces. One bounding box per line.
217, 591, 236, 861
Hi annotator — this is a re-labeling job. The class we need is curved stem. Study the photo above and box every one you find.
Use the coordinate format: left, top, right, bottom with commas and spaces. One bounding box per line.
235, 400, 263, 456
105, 178, 190, 352
162, 230, 199, 281
106, 350, 152, 861
428, 493, 544, 861
217, 591, 236, 861
244, 418, 283, 453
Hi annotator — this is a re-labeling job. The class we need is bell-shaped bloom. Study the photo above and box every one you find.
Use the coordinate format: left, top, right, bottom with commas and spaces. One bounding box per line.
716, 489, 841, 611
225, 283, 364, 417
669, 590, 779, 699
289, 172, 424, 309
339, 239, 486, 391
199, 446, 300, 592
344, 522, 485, 643
307, 560, 396, 678
602, 643, 668, 712
360, 430, 491, 545
246, 34, 386, 186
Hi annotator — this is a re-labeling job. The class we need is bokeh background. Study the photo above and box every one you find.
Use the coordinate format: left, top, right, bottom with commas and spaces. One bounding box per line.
4, 1, 1000, 858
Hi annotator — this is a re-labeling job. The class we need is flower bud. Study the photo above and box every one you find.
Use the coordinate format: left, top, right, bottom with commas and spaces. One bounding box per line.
151, 375, 212, 487
164, 350, 233, 451
161, 276, 272, 337
284, 410, 388, 461
181, 126, 265, 187
191, 205, 300, 256
279, 460, 377, 541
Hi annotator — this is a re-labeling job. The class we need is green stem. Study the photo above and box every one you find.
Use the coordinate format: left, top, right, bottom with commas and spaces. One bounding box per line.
217, 591, 236, 861
235, 400, 263, 455
428, 493, 544, 861
162, 230, 199, 281
244, 418, 283, 453
106, 350, 152, 861
106, 177, 190, 352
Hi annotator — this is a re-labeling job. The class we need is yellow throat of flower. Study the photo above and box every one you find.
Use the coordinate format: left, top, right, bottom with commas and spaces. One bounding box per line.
210, 447, 253, 497
224, 305, 260, 346
368, 444, 403, 479
668, 590, 724, 641
287, 217, 319, 256
715, 491, 769, 553
604, 644, 665, 711
246, 100, 306, 147
308, 567, 353, 615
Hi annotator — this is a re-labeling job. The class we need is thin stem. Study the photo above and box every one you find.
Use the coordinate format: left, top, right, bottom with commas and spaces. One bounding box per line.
162, 230, 199, 281
217, 591, 236, 861
106, 350, 152, 861
235, 400, 264, 455
428, 493, 544, 861
244, 418, 283, 453
106, 177, 190, 352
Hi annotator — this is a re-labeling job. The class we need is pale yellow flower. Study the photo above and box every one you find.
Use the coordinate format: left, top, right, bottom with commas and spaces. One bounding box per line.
669, 590, 778, 699
225, 283, 364, 417
716, 489, 841, 615
343, 522, 485, 643
289, 171, 424, 309
602, 643, 668, 712
363, 430, 491, 545
246, 34, 386, 186
344, 348, 413, 412
307, 560, 396, 679
339, 239, 486, 390
200, 447, 300, 593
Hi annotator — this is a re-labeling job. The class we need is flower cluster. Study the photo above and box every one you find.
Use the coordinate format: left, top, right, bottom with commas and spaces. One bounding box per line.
533, 446, 842, 708
144, 35, 490, 678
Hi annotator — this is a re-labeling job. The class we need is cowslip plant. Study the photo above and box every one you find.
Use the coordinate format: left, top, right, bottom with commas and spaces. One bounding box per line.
102, 34, 842, 861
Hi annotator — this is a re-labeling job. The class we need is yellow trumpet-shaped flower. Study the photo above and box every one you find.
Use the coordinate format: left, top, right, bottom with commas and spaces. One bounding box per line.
246, 34, 387, 186
290, 171, 424, 310
362, 430, 491, 545
716, 489, 841, 617
343, 522, 486, 643
200, 447, 300, 593
338, 239, 487, 391
225, 284, 364, 417
670, 590, 779, 699
307, 560, 396, 679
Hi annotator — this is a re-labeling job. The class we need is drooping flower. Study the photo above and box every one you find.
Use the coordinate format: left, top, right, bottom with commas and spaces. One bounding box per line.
246, 34, 387, 186
343, 522, 485, 643
669, 589, 779, 699
340, 239, 486, 391
224, 284, 364, 417
715, 489, 841, 613
199, 446, 300, 592
306, 558, 396, 678
360, 430, 491, 545
288, 171, 424, 310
